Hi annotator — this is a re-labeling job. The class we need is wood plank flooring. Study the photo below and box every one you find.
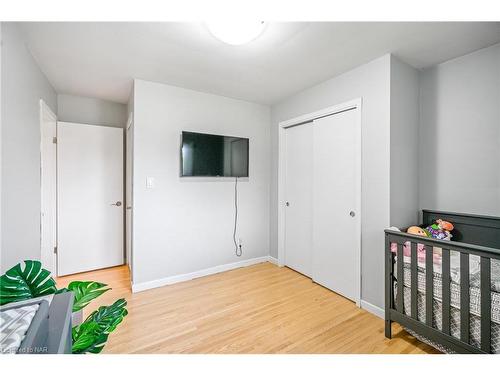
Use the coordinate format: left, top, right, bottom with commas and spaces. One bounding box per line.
56, 262, 439, 354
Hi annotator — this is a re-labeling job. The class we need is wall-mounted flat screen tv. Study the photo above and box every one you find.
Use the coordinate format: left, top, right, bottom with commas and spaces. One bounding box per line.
180, 131, 249, 177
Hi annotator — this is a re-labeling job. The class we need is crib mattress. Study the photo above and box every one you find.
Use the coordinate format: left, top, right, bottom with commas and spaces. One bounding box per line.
396, 264, 500, 353
395, 252, 500, 292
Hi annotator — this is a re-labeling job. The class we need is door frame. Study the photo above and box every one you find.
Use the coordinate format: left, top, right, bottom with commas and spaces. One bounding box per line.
39, 99, 58, 274
125, 112, 134, 282
277, 98, 362, 305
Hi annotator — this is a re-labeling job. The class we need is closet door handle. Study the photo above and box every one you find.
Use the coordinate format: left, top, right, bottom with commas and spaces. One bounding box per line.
285, 201, 290, 207
349, 211, 356, 217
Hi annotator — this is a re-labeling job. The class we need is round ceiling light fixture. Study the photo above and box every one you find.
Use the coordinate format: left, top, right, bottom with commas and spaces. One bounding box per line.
205, 21, 267, 45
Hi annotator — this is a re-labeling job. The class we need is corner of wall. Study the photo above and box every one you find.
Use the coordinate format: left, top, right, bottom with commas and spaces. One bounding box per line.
127, 81, 135, 117
389, 56, 420, 228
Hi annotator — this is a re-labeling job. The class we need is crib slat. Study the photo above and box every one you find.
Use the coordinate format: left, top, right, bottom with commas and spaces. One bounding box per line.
411, 242, 418, 319
460, 253, 470, 343
442, 249, 451, 335
480, 256, 491, 353
397, 243, 404, 313
385, 235, 393, 339
425, 245, 433, 326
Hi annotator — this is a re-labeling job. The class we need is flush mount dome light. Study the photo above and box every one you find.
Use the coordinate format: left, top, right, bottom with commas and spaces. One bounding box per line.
206, 21, 266, 45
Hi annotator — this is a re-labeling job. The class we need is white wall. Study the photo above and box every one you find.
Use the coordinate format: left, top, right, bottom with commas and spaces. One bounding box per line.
419, 43, 500, 216
132, 79, 271, 285
0, 23, 3, 263
1, 23, 58, 272
270, 55, 391, 309
57, 94, 127, 128
390, 56, 420, 227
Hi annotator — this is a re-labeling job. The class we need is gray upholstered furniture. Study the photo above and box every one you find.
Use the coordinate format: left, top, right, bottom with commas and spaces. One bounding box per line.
0, 292, 73, 354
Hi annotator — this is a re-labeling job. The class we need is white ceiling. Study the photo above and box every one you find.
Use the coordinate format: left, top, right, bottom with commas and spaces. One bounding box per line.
19, 22, 500, 105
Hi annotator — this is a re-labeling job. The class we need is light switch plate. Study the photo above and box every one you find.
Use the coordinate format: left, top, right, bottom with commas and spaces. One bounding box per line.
146, 177, 155, 188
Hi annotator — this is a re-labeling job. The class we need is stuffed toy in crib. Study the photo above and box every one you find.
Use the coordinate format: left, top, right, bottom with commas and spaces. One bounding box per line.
407, 226, 428, 237
424, 219, 454, 241
389, 219, 455, 266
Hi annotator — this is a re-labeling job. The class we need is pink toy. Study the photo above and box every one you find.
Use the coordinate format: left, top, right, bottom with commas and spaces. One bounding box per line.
390, 241, 442, 266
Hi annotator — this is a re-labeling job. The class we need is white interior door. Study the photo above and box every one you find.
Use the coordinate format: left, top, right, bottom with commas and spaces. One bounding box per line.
57, 122, 124, 276
284, 122, 313, 277
312, 109, 360, 303
40, 101, 57, 274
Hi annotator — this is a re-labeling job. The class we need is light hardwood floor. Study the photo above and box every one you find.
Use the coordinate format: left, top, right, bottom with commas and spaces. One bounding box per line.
56, 262, 439, 354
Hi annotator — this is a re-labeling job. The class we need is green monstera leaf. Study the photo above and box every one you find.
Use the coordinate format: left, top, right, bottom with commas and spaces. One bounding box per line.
72, 298, 128, 354
87, 298, 128, 333
72, 321, 108, 354
0, 260, 57, 305
58, 281, 111, 312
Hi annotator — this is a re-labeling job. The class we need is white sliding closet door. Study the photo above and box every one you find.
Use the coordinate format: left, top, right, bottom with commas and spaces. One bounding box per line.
284, 122, 313, 276
57, 122, 124, 276
312, 109, 360, 302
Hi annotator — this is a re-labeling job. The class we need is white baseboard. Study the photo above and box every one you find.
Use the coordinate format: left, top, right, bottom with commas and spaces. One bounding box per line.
132, 255, 272, 293
267, 256, 279, 265
360, 300, 384, 319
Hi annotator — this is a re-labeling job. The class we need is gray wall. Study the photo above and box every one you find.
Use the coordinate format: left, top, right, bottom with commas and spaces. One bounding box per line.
57, 94, 127, 128
270, 55, 391, 309
419, 43, 500, 216
132, 79, 271, 285
390, 56, 420, 227
1, 23, 57, 272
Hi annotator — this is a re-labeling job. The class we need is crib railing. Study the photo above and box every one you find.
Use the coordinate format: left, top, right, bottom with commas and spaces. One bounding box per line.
385, 229, 500, 354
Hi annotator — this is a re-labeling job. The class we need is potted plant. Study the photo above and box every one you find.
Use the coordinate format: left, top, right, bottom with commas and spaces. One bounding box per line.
0, 260, 127, 354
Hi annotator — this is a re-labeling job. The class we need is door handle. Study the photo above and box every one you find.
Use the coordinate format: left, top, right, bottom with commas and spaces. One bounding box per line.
285, 201, 290, 207
111, 201, 122, 207
349, 211, 356, 217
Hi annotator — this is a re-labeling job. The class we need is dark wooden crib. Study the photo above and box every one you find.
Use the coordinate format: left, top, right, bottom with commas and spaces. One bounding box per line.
385, 210, 500, 353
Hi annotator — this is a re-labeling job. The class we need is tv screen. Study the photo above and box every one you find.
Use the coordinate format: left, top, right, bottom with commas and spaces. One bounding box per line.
180, 131, 249, 177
